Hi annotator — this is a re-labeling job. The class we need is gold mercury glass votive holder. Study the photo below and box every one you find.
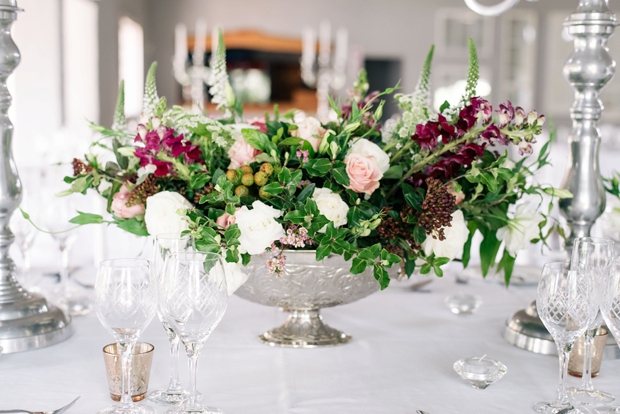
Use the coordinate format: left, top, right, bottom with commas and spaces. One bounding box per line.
103, 342, 154, 402
568, 327, 608, 378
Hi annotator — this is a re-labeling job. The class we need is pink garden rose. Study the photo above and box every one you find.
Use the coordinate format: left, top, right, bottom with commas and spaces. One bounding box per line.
216, 211, 237, 229
228, 137, 262, 169
344, 154, 383, 195
291, 117, 326, 152
111, 185, 144, 219
344, 139, 390, 196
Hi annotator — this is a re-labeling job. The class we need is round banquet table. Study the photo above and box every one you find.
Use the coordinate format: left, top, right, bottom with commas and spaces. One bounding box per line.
1, 267, 620, 414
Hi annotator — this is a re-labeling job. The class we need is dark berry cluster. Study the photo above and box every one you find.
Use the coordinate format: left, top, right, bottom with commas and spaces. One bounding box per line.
127, 175, 160, 207
71, 158, 93, 176
418, 178, 456, 241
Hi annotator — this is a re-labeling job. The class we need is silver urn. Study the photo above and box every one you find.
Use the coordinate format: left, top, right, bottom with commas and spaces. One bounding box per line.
234, 250, 380, 348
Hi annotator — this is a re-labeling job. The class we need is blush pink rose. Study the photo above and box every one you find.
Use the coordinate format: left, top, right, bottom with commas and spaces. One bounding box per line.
111, 185, 145, 219
291, 117, 326, 152
228, 137, 262, 169
344, 153, 383, 195
216, 211, 237, 229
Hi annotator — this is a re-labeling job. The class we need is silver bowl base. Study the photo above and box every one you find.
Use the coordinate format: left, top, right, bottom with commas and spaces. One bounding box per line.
259, 309, 351, 348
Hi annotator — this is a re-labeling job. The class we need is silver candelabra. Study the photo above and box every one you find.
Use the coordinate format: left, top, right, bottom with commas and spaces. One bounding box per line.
503, 0, 618, 355
0, 0, 72, 353
173, 21, 212, 111
300, 22, 348, 121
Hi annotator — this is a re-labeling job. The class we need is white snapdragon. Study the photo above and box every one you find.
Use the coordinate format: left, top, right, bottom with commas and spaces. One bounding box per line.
497, 204, 544, 257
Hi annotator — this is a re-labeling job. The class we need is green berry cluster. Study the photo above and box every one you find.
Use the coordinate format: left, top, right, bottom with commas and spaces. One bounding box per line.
226, 163, 275, 199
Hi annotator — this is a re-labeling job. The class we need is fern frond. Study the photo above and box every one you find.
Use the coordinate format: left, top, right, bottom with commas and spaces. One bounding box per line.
463, 39, 479, 101
111, 80, 126, 132
143, 62, 159, 117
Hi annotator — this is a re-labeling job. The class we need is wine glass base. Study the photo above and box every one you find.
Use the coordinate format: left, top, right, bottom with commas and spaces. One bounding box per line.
533, 401, 573, 413
165, 406, 222, 414
568, 387, 615, 405
57, 295, 93, 316
148, 388, 189, 405
98, 403, 155, 414
595, 407, 620, 414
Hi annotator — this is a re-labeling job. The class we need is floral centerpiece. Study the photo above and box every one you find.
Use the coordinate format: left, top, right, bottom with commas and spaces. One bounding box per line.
48, 34, 567, 293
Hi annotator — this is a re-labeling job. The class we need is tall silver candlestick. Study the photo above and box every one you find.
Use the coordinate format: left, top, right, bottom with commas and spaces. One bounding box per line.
503, 0, 617, 355
0, 0, 72, 353
559, 0, 616, 248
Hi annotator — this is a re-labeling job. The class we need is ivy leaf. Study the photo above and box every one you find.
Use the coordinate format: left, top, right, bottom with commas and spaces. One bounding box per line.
351, 257, 368, 274
413, 225, 426, 245
116, 218, 149, 236
297, 183, 315, 203
284, 210, 305, 224
332, 168, 350, 186
304, 159, 332, 177
316, 243, 332, 261
70, 211, 104, 225
383, 165, 403, 180
373, 265, 390, 290
262, 182, 284, 195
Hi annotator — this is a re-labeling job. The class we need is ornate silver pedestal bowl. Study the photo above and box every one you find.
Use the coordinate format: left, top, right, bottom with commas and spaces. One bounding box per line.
234, 250, 380, 348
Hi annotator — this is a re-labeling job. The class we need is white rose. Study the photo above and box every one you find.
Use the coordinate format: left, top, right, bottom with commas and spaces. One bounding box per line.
291, 117, 325, 151
422, 210, 468, 261
144, 191, 193, 236
235, 200, 285, 255
497, 204, 544, 257
348, 138, 390, 174
312, 187, 349, 231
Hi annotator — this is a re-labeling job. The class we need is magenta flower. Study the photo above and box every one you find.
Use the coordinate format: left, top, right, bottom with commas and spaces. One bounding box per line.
497, 101, 514, 128
413, 121, 440, 150
471, 97, 492, 124
480, 124, 508, 146
514, 107, 526, 127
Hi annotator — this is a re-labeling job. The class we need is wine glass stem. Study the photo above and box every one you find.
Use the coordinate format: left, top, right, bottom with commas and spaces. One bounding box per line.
581, 329, 595, 390
119, 341, 136, 407
168, 333, 182, 390
186, 353, 201, 410
557, 343, 572, 405
60, 245, 69, 291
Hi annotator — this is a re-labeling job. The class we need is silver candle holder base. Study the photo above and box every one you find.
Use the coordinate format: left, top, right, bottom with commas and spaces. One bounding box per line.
0, 292, 73, 353
503, 301, 556, 355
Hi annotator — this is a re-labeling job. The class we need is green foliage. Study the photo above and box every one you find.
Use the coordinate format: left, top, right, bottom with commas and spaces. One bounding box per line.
462, 39, 479, 102
112, 81, 126, 132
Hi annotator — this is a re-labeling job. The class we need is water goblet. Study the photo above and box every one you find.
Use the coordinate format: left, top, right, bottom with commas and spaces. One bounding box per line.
568, 237, 615, 406
593, 257, 620, 414
534, 262, 597, 414
10, 205, 38, 290
95, 259, 158, 414
159, 252, 228, 414
147, 233, 194, 406
45, 198, 92, 315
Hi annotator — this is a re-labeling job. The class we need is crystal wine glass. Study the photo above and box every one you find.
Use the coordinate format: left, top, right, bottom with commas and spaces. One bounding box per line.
95, 259, 158, 414
148, 234, 194, 406
159, 251, 228, 414
45, 198, 92, 315
568, 237, 615, 406
534, 262, 597, 414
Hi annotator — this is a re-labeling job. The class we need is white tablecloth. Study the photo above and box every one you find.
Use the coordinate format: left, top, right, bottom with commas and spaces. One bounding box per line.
2, 270, 620, 414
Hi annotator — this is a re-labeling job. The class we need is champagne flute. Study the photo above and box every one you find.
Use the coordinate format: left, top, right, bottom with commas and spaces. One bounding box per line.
159, 252, 228, 414
148, 234, 194, 405
568, 237, 615, 405
534, 262, 597, 413
95, 259, 157, 414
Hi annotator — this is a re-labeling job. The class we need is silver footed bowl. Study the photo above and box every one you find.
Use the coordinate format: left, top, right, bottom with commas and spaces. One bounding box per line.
234, 250, 380, 348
